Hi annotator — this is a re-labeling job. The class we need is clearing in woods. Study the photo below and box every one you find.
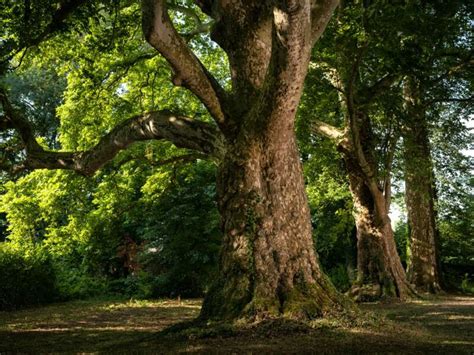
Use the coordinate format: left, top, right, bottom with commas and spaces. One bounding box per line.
0, 295, 472, 353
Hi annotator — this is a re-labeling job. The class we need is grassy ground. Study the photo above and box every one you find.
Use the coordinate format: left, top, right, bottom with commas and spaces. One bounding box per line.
0, 295, 472, 353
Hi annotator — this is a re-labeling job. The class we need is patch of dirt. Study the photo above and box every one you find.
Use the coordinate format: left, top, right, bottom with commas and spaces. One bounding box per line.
0, 295, 472, 353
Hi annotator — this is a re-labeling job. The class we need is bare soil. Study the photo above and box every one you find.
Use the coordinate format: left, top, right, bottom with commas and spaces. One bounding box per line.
0, 295, 472, 353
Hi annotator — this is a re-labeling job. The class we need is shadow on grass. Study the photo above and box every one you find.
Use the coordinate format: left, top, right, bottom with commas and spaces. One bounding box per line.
0, 296, 473, 353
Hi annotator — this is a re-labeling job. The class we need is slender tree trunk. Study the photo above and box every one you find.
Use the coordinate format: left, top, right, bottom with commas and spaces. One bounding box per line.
403, 79, 442, 292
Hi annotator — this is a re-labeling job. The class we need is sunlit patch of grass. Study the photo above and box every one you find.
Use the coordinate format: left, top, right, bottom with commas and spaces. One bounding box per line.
0, 298, 204, 352
0, 295, 473, 353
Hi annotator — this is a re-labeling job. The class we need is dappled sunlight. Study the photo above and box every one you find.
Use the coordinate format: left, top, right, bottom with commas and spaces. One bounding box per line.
1, 296, 473, 353
1, 299, 202, 334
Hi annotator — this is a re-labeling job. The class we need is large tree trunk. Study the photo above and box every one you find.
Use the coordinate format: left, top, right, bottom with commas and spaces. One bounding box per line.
403, 78, 442, 292
201, 124, 350, 321
199, 0, 350, 321
344, 156, 413, 301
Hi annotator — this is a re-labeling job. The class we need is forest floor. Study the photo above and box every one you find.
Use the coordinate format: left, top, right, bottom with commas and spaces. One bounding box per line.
0, 294, 472, 354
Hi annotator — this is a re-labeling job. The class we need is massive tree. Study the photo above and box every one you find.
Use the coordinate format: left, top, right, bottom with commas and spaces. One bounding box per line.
310, 74, 412, 301
0, 0, 352, 320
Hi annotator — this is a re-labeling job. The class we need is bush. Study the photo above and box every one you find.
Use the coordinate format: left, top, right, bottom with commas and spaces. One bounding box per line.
0, 245, 58, 310
137, 162, 221, 298
54, 266, 109, 300
327, 264, 352, 292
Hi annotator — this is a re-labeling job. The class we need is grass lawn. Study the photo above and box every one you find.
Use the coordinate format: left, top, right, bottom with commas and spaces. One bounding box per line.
0, 295, 472, 353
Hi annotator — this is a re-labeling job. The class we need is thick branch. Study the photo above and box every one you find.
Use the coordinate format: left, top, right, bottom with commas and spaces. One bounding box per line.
141, 0, 226, 126
1, 90, 224, 176
260, 1, 313, 126
311, 119, 344, 141
30, 112, 223, 175
345, 99, 379, 198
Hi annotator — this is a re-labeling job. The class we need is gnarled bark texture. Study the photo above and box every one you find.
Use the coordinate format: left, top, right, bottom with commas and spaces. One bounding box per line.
201, 121, 344, 321
200, 0, 351, 321
346, 160, 412, 301
345, 143, 412, 301
403, 78, 442, 293
343, 112, 414, 301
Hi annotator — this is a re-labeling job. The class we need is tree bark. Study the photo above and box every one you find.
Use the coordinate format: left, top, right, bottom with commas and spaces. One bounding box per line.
403, 78, 442, 293
201, 120, 349, 321
345, 156, 413, 301
199, 0, 350, 321
313, 108, 415, 301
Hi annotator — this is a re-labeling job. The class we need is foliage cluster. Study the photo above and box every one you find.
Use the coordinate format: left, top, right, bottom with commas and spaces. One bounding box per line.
0, 159, 220, 307
0, 244, 57, 310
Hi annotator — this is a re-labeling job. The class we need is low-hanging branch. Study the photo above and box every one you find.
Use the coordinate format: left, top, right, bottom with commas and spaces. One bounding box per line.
0, 89, 225, 176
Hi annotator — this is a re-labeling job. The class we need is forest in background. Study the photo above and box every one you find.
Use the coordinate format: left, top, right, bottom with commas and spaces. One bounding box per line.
0, 0, 472, 313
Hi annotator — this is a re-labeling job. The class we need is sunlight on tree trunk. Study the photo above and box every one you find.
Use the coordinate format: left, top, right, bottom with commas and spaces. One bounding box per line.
403, 77, 442, 293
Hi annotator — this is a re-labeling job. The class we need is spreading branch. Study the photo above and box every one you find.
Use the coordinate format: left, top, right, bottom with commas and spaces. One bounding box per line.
0, 89, 224, 176
141, 0, 226, 126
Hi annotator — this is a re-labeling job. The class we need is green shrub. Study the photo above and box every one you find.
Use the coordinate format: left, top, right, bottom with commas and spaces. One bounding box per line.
0, 245, 58, 310
327, 264, 352, 292
137, 162, 221, 298
54, 266, 109, 300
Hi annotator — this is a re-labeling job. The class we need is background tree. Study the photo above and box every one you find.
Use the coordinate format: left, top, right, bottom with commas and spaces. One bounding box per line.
307, 1, 414, 300
396, 0, 472, 292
